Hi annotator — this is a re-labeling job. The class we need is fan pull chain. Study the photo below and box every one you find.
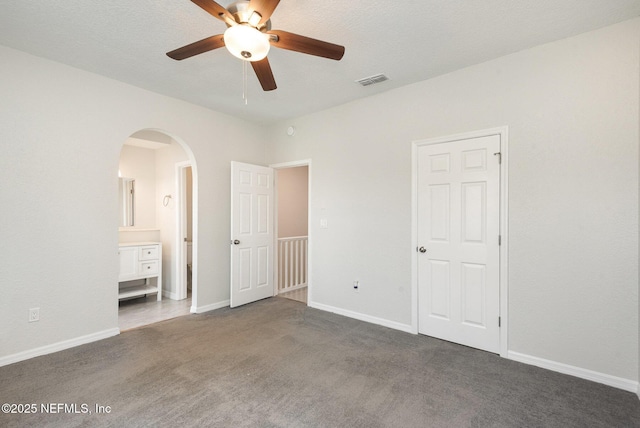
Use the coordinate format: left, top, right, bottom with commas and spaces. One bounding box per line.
242, 60, 248, 105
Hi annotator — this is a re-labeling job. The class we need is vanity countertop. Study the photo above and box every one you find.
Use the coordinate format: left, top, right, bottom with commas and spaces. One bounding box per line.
118, 228, 160, 232
118, 241, 161, 247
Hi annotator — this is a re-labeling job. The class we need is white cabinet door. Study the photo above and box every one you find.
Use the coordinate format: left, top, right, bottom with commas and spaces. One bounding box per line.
417, 135, 501, 353
118, 247, 138, 281
230, 162, 274, 308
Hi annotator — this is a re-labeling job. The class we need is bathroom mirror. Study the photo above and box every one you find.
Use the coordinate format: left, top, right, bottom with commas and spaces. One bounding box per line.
118, 177, 135, 227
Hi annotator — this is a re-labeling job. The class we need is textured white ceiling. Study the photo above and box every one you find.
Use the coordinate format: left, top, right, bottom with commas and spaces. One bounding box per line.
1, 1, 639, 124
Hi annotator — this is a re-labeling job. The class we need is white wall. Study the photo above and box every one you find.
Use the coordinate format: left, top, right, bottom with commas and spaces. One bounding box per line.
119, 145, 157, 229
266, 19, 640, 383
186, 167, 193, 242
0, 45, 267, 361
155, 140, 189, 297
277, 166, 309, 238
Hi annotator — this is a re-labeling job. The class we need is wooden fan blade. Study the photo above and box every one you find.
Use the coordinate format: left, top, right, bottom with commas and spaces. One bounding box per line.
167, 35, 225, 60
248, 0, 280, 26
268, 30, 345, 60
251, 57, 277, 91
191, 0, 236, 24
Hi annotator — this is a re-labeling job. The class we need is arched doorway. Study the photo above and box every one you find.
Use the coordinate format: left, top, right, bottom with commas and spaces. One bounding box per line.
117, 129, 198, 330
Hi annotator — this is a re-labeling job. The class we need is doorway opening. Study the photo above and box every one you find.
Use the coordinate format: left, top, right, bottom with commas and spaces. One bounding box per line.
117, 129, 198, 331
272, 160, 311, 305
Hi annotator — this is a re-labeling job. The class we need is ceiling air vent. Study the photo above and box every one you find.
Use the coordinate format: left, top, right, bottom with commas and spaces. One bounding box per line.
356, 73, 389, 87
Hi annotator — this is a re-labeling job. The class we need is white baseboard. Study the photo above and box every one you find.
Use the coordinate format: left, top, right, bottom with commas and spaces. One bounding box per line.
163, 289, 180, 300
309, 301, 414, 334
191, 299, 230, 314
507, 351, 638, 393
0, 328, 120, 368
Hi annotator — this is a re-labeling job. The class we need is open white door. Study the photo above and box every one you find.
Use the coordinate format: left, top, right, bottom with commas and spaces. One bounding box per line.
230, 161, 274, 308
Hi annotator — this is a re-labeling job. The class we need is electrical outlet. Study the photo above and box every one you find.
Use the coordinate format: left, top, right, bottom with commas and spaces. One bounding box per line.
353, 280, 359, 292
29, 308, 39, 323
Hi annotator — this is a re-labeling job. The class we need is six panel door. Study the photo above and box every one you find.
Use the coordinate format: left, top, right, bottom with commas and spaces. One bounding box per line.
230, 161, 274, 308
417, 135, 501, 353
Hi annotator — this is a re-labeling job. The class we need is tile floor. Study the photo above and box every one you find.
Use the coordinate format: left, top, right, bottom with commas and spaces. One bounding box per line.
118, 292, 192, 331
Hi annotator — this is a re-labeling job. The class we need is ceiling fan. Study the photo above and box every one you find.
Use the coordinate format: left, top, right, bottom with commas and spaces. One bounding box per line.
167, 0, 345, 91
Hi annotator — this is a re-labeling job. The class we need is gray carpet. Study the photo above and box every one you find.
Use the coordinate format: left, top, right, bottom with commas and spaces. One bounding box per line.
1, 297, 639, 427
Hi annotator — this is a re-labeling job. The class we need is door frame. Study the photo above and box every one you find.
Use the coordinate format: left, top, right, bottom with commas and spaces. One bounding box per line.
411, 127, 509, 357
269, 159, 312, 305
175, 161, 196, 306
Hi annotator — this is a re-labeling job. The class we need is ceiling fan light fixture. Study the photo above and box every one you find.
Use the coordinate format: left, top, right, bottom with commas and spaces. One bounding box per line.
224, 24, 270, 62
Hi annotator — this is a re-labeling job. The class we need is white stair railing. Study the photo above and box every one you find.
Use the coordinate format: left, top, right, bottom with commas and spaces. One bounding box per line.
277, 236, 308, 293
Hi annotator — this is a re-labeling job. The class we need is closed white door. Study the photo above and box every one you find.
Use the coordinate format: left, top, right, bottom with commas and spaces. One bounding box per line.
230, 162, 274, 308
417, 135, 501, 353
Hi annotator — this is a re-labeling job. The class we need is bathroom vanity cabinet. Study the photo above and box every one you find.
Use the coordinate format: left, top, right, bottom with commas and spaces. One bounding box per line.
118, 242, 162, 301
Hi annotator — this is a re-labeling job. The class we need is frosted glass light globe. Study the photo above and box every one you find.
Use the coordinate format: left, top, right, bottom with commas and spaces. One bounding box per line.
224, 25, 270, 62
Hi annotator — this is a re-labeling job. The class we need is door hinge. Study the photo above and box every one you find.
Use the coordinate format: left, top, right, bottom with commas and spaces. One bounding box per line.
498, 235, 501, 246
498, 316, 501, 327
494, 152, 502, 164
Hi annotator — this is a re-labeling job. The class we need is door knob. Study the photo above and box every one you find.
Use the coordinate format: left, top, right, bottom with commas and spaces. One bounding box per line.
418, 246, 427, 253
232, 240, 240, 245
